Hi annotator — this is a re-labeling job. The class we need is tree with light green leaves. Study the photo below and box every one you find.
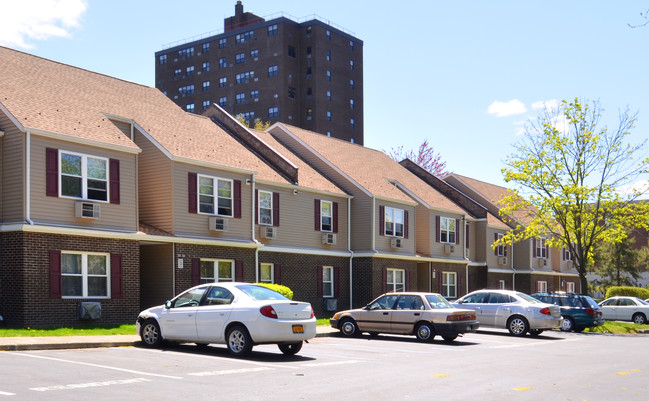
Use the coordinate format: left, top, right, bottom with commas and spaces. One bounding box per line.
496, 98, 649, 294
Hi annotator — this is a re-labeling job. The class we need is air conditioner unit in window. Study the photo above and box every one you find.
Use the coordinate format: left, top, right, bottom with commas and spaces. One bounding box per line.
321, 233, 336, 245
566, 260, 573, 269
499, 256, 508, 265
208, 217, 228, 232
75, 202, 100, 219
537, 258, 547, 268
260, 226, 277, 239
444, 244, 455, 254
323, 298, 338, 312
390, 237, 402, 249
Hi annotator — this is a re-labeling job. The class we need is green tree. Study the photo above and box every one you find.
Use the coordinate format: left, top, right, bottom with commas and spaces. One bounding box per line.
592, 234, 649, 292
235, 115, 270, 130
497, 98, 649, 294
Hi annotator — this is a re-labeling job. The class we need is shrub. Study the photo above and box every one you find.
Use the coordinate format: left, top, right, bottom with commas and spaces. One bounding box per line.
254, 283, 293, 300
605, 286, 649, 300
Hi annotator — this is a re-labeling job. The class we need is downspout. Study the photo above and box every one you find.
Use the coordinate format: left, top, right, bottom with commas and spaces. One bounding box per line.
511, 236, 516, 290
348, 196, 353, 309
463, 215, 468, 295
25, 131, 34, 225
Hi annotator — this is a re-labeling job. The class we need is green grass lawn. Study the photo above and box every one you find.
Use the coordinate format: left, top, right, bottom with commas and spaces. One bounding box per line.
583, 320, 649, 334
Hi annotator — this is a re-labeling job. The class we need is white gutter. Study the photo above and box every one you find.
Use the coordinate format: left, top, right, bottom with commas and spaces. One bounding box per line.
250, 174, 260, 283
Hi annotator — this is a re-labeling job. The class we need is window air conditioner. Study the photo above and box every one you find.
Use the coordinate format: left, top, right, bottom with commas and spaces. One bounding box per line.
75, 202, 100, 219
321, 233, 336, 245
444, 244, 455, 254
390, 237, 402, 249
260, 226, 277, 239
537, 258, 547, 268
499, 256, 508, 265
208, 217, 228, 232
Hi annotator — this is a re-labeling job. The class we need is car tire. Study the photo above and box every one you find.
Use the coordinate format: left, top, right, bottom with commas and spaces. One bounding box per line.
140, 319, 163, 348
415, 322, 435, 342
442, 335, 458, 342
574, 326, 585, 333
561, 317, 575, 332
529, 329, 543, 337
278, 341, 303, 356
632, 313, 647, 324
507, 316, 529, 336
226, 325, 253, 356
339, 318, 360, 337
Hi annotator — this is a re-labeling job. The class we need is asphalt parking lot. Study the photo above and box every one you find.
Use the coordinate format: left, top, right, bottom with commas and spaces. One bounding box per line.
1, 329, 647, 400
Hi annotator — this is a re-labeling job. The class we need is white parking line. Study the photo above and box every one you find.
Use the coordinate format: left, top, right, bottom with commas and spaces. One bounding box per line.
30, 378, 151, 392
9, 353, 183, 379
189, 367, 273, 377
0, 390, 15, 396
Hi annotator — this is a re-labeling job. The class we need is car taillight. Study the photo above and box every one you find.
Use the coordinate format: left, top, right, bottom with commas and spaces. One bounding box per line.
260, 305, 278, 319
584, 308, 594, 315
539, 307, 551, 315
447, 314, 476, 321
310, 306, 315, 319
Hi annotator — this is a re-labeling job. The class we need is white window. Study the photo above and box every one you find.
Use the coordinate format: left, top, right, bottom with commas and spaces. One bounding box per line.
385, 207, 404, 237
442, 272, 457, 298
60, 151, 108, 201
198, 174, 233, 216
499, 280, 506, 290
537, 281, 548, 293
440, 217, 456, 244
387, 268, 405, 292
321, 200, 333, 232
497, 233, 505, 256
200, 259, 234, 283
61, 252, 110, 298
260, 263, 274, 284
323, 266, 334, 297
566, 282, 576, 293
258, 190, 273, 225
536, 238, 547, 258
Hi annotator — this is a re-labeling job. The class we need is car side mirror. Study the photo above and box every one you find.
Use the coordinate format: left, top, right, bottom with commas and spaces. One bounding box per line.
164, 300, 172, 309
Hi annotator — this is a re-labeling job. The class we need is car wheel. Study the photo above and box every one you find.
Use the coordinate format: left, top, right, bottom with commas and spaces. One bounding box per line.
278, 341, 303, 356
226, 325, 253, 356
339, 318, 360, 337
415, 322, 435, 342
574, 326, 585, 333
561, 317, 575, 332
632, 313, 647, 324
442, 335, 458, 342
529, 329, 543, 337
140, 319, 163, 348
507, 316, 529, 336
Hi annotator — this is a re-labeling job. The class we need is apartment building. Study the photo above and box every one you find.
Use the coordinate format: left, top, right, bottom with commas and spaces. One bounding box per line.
155, 1, 364, 144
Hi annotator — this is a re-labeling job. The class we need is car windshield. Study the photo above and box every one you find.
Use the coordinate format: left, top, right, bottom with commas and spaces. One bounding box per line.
236, 284, 288, 301
425, 294, 452, 309
516, 292, 543, 304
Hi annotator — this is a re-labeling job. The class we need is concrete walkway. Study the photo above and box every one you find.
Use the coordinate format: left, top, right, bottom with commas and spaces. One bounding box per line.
0, 325, 339, 351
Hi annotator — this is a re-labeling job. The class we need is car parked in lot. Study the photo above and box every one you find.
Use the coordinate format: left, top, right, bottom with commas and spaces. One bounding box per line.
330, 292, 479, 342
531, 292, 604, 332
453, 289, 563, 336
598, 296, 649, 324
136, 283, 316, 356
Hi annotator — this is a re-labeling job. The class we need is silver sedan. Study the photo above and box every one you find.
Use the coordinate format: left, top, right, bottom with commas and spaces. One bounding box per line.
599, 296, 649, 324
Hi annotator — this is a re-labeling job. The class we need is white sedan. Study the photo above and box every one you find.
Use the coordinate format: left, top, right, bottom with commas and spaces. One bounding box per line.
136, 283, 316, 356
598, 296, 649, 324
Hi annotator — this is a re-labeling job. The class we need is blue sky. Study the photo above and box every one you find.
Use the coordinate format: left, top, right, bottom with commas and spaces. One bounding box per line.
2, 0, 648, 191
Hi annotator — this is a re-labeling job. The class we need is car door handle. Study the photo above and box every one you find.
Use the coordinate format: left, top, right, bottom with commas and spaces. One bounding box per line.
383, 312, 389, 315
503, 308, 510, 311
414, 313, 421, 316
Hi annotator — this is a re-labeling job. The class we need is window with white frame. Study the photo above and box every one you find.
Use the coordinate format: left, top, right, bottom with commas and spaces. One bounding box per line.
440, 217, 456, 243
321, 200, 333, 232
198, 174, 233, 216
536, 281, 548, 293
499, 280, 506, 290
200, 259, 234, 283
566, 282, 575, 293
61, 252, 110, 298
385, 207, 404, 237
497, 233, 505, 256
258, 190, 273, 225
259, 263, 274, 284
387, 268, 405, 292
536, 238, 547, 258
322, 266, 334, 297
60, 151, 108, 201
442, 272, 457, 298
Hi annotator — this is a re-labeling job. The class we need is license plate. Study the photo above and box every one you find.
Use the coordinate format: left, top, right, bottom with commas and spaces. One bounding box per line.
292, 325, 304, 334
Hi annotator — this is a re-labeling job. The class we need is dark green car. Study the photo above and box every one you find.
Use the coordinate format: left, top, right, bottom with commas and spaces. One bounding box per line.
531, 292, 605, 332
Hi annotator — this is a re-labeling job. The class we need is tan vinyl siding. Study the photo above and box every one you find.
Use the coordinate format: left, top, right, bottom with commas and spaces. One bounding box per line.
513, 239, 532, 269
374, 201, 415, 254
473, 220, 487, 262
29, 135, 138, 230
416, 205, 430, 255
110, 120, 131, 138
349, 196, 373, 251
1, 114, 24, 222
173, 162, 252, 239
255, 185, 348, 250
133, 131, 173, 232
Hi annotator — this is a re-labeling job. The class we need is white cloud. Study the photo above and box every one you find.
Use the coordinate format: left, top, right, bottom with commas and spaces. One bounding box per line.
617, 180, 649, 199
0, 0, 87, 49
487, 99, 527, 117
532, 99, 560, 111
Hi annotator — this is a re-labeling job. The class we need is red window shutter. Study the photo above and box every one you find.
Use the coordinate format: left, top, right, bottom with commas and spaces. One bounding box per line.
111, 254, 122, 299
314, 199, 321, 231
274, 264, 282, 285
192, 258, 200, 286
235, 260, 244, 282
466, 224, 470, 248
188, 172, 197, 214
405, 270, 411, 291
379, 205, 385, 236
455, 219, 460, 244
382, 268, 387, 293
272, 192, 280, 227
317, 266, 323, 297
46, 148, 58, 197
458, 274, 462, 297
404, 211, 409, 239
532, 238, 537, 258
494, 233, 499, 256
255, 189, 259, 224
233, 180, 242, 218
435, 215, 440, 242
333, 202, 339, 233
334, 266, 340, 297
49, 250, 61, 298
109, 159, 120, 204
